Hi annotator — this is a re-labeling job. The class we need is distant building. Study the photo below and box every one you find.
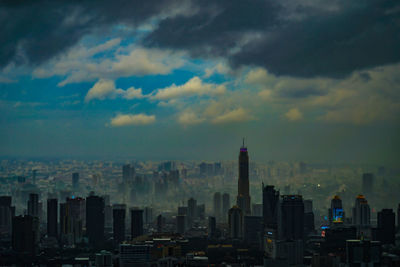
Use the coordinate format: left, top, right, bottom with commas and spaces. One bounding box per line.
278, 195, 304, 240
346, 240, 381, 266
244, 216, 263, 246
86, 195, 105, 246
236, 140, 251, 215
222, 193, 230, 222
27, 193, 39, 218
123, 164, 135, 184
12, 215, 39, 255
177, 215, 186, 234
113, 204, 126, 245
187, 198, 197, 227
228, 206, 243, 239
304, 199, 315, 236
208, 216, 216, 238
262, 185, 280, 229
119, 244, 152, 267
47, 198, 58, 238
328, 195, 344, 225
72, 172, 79, 190
131, 209, 143, 239
0, 196, 14, 234
213, 192, 221, 220
352, 195, 370, 227
377, 209, 395, 244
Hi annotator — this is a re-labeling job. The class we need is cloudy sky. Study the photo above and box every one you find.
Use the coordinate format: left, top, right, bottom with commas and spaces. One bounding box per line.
0, 0, 399, 164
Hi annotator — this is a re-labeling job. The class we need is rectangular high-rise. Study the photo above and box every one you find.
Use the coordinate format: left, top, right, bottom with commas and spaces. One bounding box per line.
72, 172, 79, 190
12, 215, 39, 255
86, 195, 105, 246
27, 193, 39, 218
278, 195, 304, 240
263, 185, 280, 229
47, 198, 58, 238
377, 209, 395, 244
237, 140, 251, 215
113, 204, 126, 245
131, 209, 143, 239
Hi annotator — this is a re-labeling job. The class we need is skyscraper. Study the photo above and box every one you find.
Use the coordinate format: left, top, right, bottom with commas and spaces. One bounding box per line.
113, 204, 126, 245
262, 185, 280, 229
222, 193, 230, 222
213, 192, 222, 220
131, 209, 143, 239
12, 215, 39, 255
377, 209, 395, 244
0, 196, 13, 234
123, 164, 135, 184
72, 172, 79, 190
47, 198, 58, 238
177, 215, 186, 234
237, 139, 251, 215
278, 195, 304, 240
27, 193, 39, 218
86, 195, 105, 246
329, 195, 345, 224
229, 206, 243, 239
187, 198, 197, 227
352, 195, 370, 227
208, 216, 216, 238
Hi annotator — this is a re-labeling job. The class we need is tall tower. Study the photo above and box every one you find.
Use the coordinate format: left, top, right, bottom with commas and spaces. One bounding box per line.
237, 139, 251, 215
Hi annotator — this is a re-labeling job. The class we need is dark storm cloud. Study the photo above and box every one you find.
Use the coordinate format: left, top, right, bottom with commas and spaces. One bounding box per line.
146, 0, 400, 78
1, 0, 399, 79
0, 0, 181, 68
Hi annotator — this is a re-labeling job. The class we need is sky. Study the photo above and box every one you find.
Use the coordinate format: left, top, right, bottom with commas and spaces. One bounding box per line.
0, 0, 399, 164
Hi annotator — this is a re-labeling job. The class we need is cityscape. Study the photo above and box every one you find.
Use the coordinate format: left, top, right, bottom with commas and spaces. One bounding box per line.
1, 0, 400, 266
0, 142, 399, 266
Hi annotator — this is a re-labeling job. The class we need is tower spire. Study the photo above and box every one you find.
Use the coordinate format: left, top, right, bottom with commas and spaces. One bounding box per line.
242, 137, 245, 148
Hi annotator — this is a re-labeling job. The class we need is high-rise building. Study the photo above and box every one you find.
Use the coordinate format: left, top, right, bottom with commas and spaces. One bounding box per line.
86, 195, 105, 246
252, 203, 263, 217
398, 203, 400, 228
362, 173, 374, 196
131, 209, 143, 239
377, 209, 395, 244
346, 240, 381, 266
229, 206, 243, 239
59, 202, 71, 244
123, 164, 135, 184
72, 172, 79, 190
144, 207, 153, 225
47, 198, 58, 238
237, 140, 251, 215
32, 170, 37, 185
278, 195, 304, 240
352, 195, 370, 226
262, 185, 280, 229
187, 198, 197, 227
303, 199, 315, 236
208, 216, 216, 238
12, 215, 39, 255
244, 216, 263, 246
66, 196, 85, 244
157, 214, 163, 233
329, 195, 345, 224
176, 215, 186, 234
222, 193, 230, 222
27, 193, 39, 218
113, 204, 126, 245
0, 196, 14, 234
213, 192, 222, 220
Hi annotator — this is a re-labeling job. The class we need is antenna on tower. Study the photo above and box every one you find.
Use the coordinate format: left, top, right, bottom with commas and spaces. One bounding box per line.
242, 137, 245, 147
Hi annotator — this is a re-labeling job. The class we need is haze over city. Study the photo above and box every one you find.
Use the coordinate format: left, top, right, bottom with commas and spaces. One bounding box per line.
0, 0, 400, 266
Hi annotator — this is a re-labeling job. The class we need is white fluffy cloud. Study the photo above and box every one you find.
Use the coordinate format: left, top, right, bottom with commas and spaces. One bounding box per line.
110, 113, 156, 127
178, 110, 205, 126
85, 79, 144, 102
284, 108, 303, 121
152, 76, 226, 100
211, 108, 251, 124
33, 39, 184, 86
